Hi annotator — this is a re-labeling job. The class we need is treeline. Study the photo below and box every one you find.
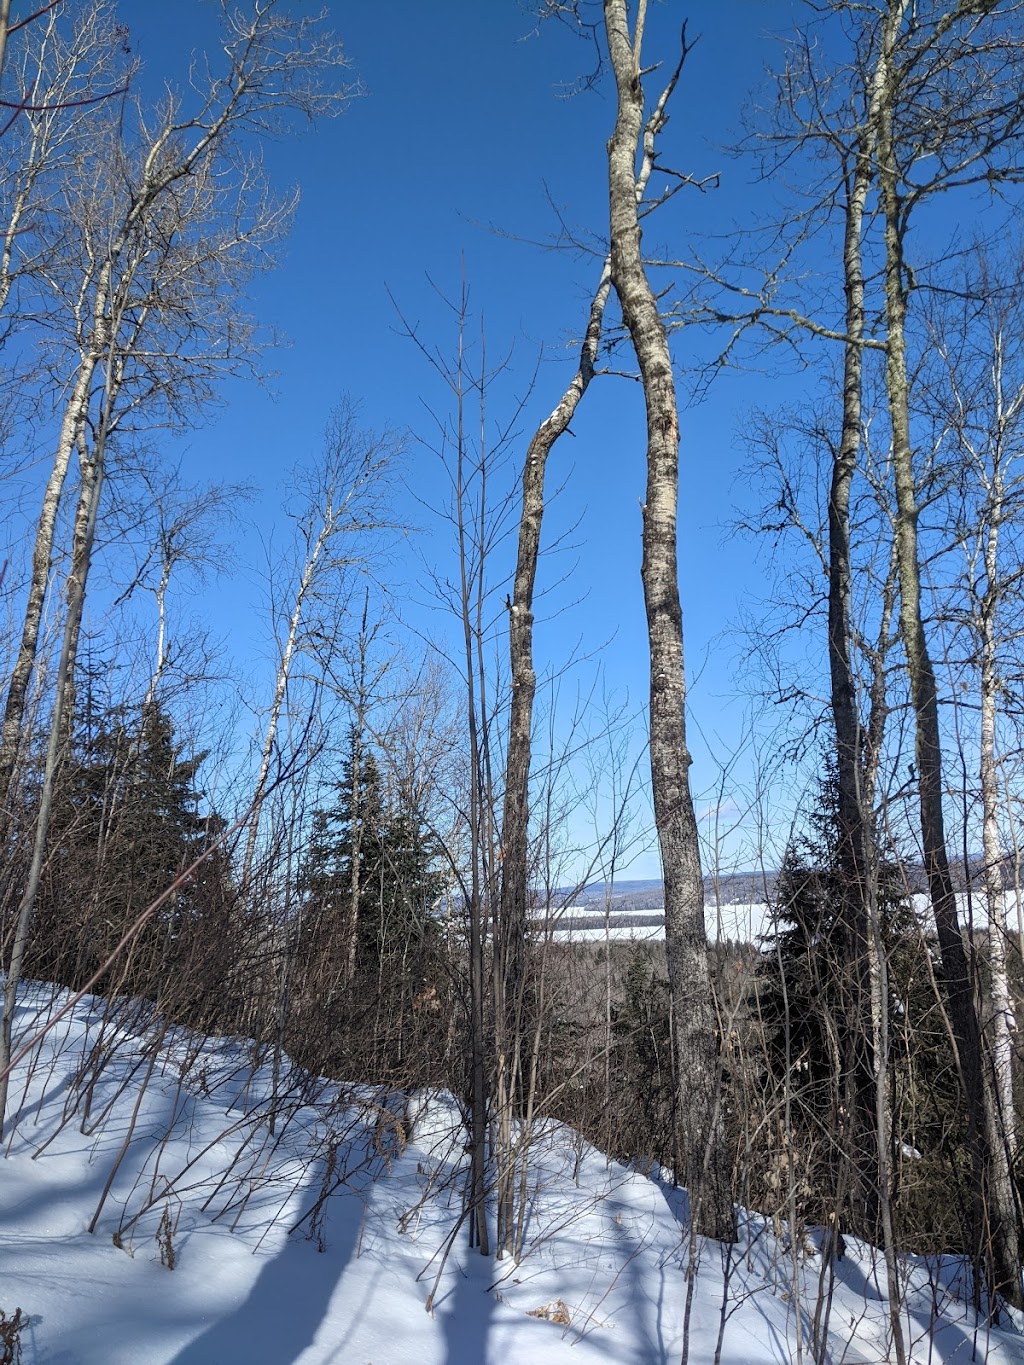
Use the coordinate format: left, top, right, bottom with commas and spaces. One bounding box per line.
8, 688, 1001, 1273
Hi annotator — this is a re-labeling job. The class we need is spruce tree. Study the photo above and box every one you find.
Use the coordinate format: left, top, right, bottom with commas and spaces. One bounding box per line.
29, 703, 234, 1006
292, 726, 445, 1079
754, 759, 964, 1246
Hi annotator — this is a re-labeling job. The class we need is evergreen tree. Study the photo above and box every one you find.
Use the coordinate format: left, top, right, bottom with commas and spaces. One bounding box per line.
291, 726, 446, 1079
754, 759, 965, 1246
28, 703, 236, 1007
756, 763, 912, 1118
300, 735, 385, 975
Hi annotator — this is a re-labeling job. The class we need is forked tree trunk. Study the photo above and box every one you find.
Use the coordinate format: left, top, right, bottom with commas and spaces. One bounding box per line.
499, 256, 610, 1056
497, 103, 667, 1256
604, 0, 733, 1243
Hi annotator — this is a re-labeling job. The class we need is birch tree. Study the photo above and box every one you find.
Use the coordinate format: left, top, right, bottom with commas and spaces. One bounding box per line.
0, 0, 351, 1135
604, 0, 734, 1242
923, 248, 1024, 1179
125, 470, 249, 716
0, 0, 348, 811
761, 26, 896, 1245
241, 407, 395, 894
869, 0, 1024, 1310
709, 0, 1024, 1308
735, 0, 1024, 1313
712, 22, 913, 1308
0, 2, 126, 326
498, 8, 690, 1226
496, 260, 609, 1171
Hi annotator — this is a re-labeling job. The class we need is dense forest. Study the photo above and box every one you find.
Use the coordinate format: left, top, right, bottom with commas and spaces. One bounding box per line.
2, 3, 1024, 1361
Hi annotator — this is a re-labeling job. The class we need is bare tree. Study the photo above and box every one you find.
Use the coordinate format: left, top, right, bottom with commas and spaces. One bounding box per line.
498, 2, 688, 1231
604, 1, 734, 1243
0, 3, 126, 330
496, 259, 610, 1218
0, 0, 349, 812
0, 0, 351, 1135
869, 0, 1024, 1310
398, 276, 538, 1259
922, 246, 1024, 1176
121, 469, 251, 715
241, 405, 396, 894
726, 25, 908, 1329
0, 0, 66, 95
701, 0, 1024, 1311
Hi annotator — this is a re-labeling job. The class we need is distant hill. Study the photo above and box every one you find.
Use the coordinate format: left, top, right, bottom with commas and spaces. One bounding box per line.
563, 872, 778, 911
557, 857, 1003, 912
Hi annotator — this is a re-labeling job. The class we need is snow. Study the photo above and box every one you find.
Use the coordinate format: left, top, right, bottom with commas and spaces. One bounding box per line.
539, 902, 772, 944
538, 891, 1024, 949
1, 981, 1021, 1364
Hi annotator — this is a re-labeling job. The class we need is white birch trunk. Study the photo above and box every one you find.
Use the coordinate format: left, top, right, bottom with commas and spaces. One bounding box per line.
604, 0, 734, 1242
240, 536, 327, 893
979, 479, 1016, 1159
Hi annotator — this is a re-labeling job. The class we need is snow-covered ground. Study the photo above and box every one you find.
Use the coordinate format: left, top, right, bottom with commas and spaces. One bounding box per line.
0, 981, 1021, 1364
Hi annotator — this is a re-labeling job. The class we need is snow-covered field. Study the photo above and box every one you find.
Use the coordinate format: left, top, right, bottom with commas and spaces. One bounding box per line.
541, 891, 1024, 948
540, 902, 772, 945
1, 980, 1021, 1363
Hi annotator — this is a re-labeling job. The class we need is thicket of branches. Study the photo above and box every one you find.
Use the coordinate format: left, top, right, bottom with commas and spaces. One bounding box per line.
2, 2, 1024, 1357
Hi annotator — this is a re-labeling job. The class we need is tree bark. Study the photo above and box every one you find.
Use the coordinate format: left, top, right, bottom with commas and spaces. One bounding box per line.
500, 258, 610, 1059
974, 392, 1018, 1171
0, 377, 108, 1135
241, 530, 325, 893
604, 0, 733, 1242
0, 350, 98, 809
980, 510, 1017, 1161
494, 262, 610, 1254
0, 0, 16, 88
829, 134, 886, 1244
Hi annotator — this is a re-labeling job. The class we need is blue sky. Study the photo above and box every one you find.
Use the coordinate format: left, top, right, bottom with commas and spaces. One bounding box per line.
116, 0, 812, 878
